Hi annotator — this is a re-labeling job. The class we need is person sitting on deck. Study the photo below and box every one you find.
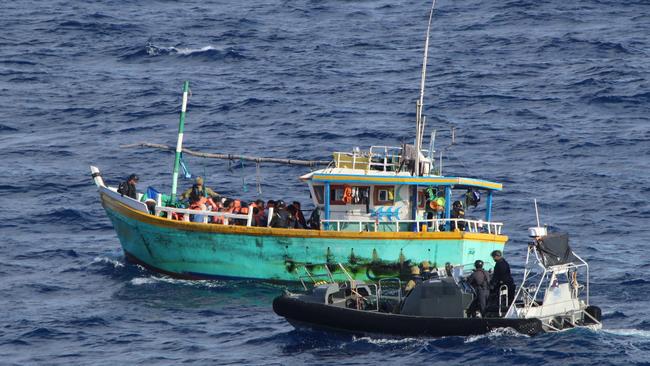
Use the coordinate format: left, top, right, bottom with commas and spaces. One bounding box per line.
180, 177, 221, 210
270, 200, 290, 228
233, 200, 250, 226
287, 203, 304, 229
291, 201, 307, 228
306, 207, 320, 230
404, 266, 423, 295
210, 199, 225, 224
450, 200, 466, 231
420, 260, 433, 280
467, 260, 491, 318
117, 174, 139, 199
251, 199, 266, 227
444, 262, 453, 277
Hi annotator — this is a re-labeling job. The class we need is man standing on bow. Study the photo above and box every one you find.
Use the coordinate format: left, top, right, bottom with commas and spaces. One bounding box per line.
117, 174, 139, 199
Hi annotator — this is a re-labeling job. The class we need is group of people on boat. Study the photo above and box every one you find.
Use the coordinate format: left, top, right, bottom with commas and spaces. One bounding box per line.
424, 187, 480, 232
466, 250, 516, 317
119, 174, 318, 229
404, 250, 515, 318
181, 177, 319, 228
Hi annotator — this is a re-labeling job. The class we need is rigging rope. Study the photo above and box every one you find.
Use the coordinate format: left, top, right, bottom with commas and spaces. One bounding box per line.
121, 142, 330, 167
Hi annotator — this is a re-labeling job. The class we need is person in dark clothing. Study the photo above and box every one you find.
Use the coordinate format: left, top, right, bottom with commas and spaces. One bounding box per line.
286, 204, 302, 229
404, 266, 423, 295
420, 260, 433, 280
467, 260, 491, 317
490, 250, 516, 306
252, 199, 266, 227
307, 207, 320, 230
292, 201, 307, 228
269, 200, 290, 228
450, 200, 465, 231
444, 262, 453, 277
117, 174, 139, 199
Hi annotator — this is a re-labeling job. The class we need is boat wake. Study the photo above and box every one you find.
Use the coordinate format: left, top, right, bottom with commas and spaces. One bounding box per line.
129, 275, 227, 289
464, 328, 530, 343
352, 335, 421, 346
92, 256, 124, 268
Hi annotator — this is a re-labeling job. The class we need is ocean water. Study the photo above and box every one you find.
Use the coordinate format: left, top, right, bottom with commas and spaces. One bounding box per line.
1, 0, 649, 364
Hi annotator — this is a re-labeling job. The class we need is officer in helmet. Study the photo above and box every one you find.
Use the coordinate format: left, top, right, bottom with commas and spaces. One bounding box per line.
467, 259, 491, 317
269, 200, 290, 228
490, 250, 515, 306
404, 266, 423, 295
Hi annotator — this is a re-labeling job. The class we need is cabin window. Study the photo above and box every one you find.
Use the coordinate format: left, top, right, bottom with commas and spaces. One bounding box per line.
313, 185, 324, 204
330, 185, 369, 205
374, 185, 395, 205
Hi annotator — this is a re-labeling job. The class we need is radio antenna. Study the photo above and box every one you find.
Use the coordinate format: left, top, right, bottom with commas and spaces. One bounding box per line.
414, 0, 437, 176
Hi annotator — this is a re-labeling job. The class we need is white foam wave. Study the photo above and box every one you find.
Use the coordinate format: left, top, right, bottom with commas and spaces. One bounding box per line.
175, 45, 217, 55
464, 327, 529, 343
145, 44, 220, 56
128, 275, 226, 288
130, 277, 156, 285
92, 256, 124, 268
603, 328, 650, 338
352, 335, 420, 345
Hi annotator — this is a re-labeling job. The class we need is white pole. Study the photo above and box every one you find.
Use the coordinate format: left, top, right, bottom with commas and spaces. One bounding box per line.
247, 205, 254, 227
534, 198, 541, 227
267, 207, 274, 227
171, 81, 190, 201
415, 0, 437, 176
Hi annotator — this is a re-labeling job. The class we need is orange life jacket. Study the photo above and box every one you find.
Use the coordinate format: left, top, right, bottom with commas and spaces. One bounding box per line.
343, 186, 353, 204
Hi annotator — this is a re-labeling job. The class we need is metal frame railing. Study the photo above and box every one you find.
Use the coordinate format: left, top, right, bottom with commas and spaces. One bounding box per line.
155, 205, 254, 225
333, 145, 432, 172
153, 192, 276, 227
320, 218, 503, 234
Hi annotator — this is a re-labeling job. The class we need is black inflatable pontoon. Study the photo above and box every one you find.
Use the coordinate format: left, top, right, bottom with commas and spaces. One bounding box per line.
273, 278, 545, 337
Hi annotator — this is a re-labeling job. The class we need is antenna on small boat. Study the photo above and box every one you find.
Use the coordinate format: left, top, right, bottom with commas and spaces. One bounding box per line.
529, 198, 547, 237
414, 0, 437, 176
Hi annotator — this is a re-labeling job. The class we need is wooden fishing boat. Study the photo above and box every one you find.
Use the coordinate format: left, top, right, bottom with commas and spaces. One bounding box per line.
91, 155, 506, 281
90, 1, 508, 282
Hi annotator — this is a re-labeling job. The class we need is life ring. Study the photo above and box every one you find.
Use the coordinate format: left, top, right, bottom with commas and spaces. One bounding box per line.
343, 185, 353, 204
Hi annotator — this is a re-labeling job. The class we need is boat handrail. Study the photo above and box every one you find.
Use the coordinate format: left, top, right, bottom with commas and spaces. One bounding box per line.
155, 205, 254, 226
333, 145, 431, 172
320, 218, 503, 234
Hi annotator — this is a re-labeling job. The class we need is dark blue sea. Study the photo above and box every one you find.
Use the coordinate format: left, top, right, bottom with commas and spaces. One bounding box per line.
1, 0, 649, 364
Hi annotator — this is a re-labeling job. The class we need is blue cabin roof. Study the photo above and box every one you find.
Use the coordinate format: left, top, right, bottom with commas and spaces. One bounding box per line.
306, 172, 502, 191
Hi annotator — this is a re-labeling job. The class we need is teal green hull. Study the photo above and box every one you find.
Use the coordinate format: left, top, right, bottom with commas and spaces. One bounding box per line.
102, 194, 507, 282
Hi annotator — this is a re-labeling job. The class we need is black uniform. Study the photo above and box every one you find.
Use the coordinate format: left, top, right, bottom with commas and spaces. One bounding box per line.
117, 181, 137, 199
270, 208, 290, 228
467, 269, 491, 316
491, 258, 516, 305
450, 206, 465, 231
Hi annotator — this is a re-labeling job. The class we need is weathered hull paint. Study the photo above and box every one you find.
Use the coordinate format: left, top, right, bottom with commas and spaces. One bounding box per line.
100, 192, 508, 281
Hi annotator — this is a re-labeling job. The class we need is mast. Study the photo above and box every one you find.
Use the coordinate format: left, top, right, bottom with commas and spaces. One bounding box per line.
171, 81, 190, 201
414, 0, 437, 176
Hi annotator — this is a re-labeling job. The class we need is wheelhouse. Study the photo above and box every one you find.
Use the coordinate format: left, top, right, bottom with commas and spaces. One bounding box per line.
301, 146, 503, 233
